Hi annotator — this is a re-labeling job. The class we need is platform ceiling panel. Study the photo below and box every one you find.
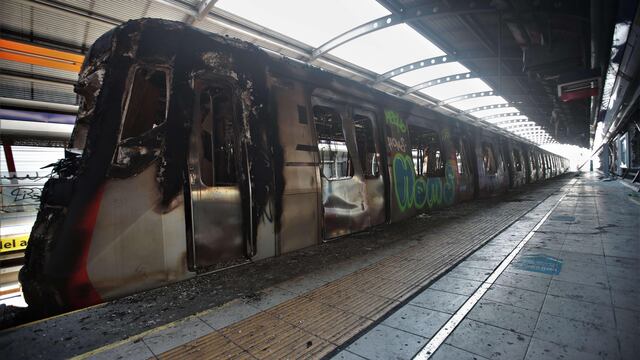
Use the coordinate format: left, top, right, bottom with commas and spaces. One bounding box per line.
216, 0, 391, 48
0, 0, 588, 146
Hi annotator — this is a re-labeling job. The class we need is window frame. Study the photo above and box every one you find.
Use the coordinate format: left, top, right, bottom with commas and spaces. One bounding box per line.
313, 105, 354, 181
409, 125, 445, 177
353, 113, 381, 179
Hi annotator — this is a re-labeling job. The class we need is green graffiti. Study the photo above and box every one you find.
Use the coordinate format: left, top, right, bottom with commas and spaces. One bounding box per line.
393, 159, 457, 212
414, 178, 427, 209
392, 153, 415, 211
385, 110, 407, 133
443, 161, 456, 205
426, 177, 442, 208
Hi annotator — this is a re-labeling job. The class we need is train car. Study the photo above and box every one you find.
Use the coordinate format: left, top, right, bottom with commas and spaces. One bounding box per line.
20, 19, 568, 313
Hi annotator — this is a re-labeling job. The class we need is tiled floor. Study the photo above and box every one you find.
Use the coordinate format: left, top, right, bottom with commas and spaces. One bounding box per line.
4, 173, 637, 360
337, 173, 639, 360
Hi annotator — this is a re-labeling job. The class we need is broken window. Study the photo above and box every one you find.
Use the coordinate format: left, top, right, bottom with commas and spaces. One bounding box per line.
198, 85, 237, 187
353, 115, 379, 177
120, 67, 168, 140
454, 137, 468, 175
482, 142, 497, 175
410, 125, 444, 177
314, 106, 353, 180
512, 148, 523, 172
112, 67, 168, 174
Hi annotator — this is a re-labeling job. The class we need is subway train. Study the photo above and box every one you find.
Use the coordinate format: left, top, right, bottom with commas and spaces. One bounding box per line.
20, 19, 569, 313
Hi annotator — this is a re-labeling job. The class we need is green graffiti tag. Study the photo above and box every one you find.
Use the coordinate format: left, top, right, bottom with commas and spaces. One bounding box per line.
385, 110, 407, 133
443, 161, 456, 205
392, 154, 415, 211
393, 158, 457, 212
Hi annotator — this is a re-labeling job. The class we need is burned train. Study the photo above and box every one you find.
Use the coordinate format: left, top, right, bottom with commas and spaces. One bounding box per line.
20, 19, 569, 313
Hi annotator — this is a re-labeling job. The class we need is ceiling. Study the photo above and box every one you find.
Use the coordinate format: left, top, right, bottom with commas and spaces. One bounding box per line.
1, 0, 617, 147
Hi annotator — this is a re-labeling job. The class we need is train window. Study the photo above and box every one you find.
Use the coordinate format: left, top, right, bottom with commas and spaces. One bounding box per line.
410, 125, 444, 177
314, 106, 353, 180
454, 137, 468, 175
198, 86, 237, 186
512, 149, 523, 172
112, 67, 168, 173
120, 67, 168, 140
482, 142, 497, 175
353, 115, 379, 177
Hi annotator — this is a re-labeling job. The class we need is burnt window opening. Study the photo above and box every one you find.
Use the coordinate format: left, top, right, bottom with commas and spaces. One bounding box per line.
112, 67, 168, 173
482, 142, 498, 175
353, 115, 380, 177
512, 149, 523, 172
454, 137, 469, 175
120, 67, 168, 140
314, 106, 353, 180
198, 86, 237, 187
410, 125, 444, 177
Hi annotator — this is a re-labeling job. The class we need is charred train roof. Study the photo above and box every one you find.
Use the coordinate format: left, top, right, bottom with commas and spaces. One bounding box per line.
85, 18, 563, 159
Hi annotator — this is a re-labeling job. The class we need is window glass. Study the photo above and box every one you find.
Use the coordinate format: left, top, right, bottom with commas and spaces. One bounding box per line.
482, 142, 497, 174
353, 115, 379, 177
410, 125, 444, 176
314, 106, 353, 180
198, 85, 237, 186
512, 148, 523, 172
120, 67, 167, 140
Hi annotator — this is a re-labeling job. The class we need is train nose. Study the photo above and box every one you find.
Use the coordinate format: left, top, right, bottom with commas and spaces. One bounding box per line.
19, 172, 105, 314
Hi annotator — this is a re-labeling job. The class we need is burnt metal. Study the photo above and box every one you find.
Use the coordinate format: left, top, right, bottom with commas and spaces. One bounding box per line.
18, 19, 570, 315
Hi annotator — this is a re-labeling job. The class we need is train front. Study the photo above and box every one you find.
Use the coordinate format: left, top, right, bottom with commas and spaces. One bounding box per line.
19, 20, 196, 314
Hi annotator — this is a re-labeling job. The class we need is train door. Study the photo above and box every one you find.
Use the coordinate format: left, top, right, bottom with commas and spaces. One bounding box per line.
311, 94, 383, 239
187, 77, 247, 269
353, 109, 385, 227
269, 77, 320, 253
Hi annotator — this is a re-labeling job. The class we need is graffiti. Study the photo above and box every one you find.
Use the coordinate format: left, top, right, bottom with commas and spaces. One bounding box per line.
392, 157, 457, 212
10, 187, 42, 202
392, 154, 415, 211
414, 178, 427, 209
443, 161, 455, 205
425, 177, 442, 208
384, 110, 406, 133
386, 136, 407, 153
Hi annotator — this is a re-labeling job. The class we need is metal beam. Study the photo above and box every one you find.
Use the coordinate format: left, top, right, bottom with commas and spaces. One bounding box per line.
13, 0, 120, 26
404, 72, 474, 95
185, 0, 218, 25
481, 112, 521, 121
463, 102, 513, 114
375, 54, 522, 84
0, 97, 78, 113
0, 69, 76, 87
311, 4, 495, 59
436, 91, 496, 106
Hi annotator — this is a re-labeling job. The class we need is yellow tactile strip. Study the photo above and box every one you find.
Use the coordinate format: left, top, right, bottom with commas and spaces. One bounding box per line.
157, 189, 558, 359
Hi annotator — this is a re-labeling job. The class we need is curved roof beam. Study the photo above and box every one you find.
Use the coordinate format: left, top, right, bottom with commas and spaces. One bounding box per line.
437, 91, 496, 106
376, 54, 520, 84
491, 117, 529, 125
310, 4, 495, 60
463, 102, 513, 114
404, 72, 475, 95
499, 122, 538, 129
480, 112, 521, 121
376, 55, 453, 83
510, 127, 542, 134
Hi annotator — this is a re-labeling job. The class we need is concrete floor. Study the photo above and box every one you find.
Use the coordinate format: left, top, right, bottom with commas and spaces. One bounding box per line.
336, 172, 639, 360
2, 172, 637, 359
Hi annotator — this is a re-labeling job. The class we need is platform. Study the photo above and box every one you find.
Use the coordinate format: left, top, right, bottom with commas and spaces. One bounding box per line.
1, 172, 638, 360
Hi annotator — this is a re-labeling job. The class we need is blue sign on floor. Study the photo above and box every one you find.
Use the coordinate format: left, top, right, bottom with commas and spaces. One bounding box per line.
513, 254, 563, 275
